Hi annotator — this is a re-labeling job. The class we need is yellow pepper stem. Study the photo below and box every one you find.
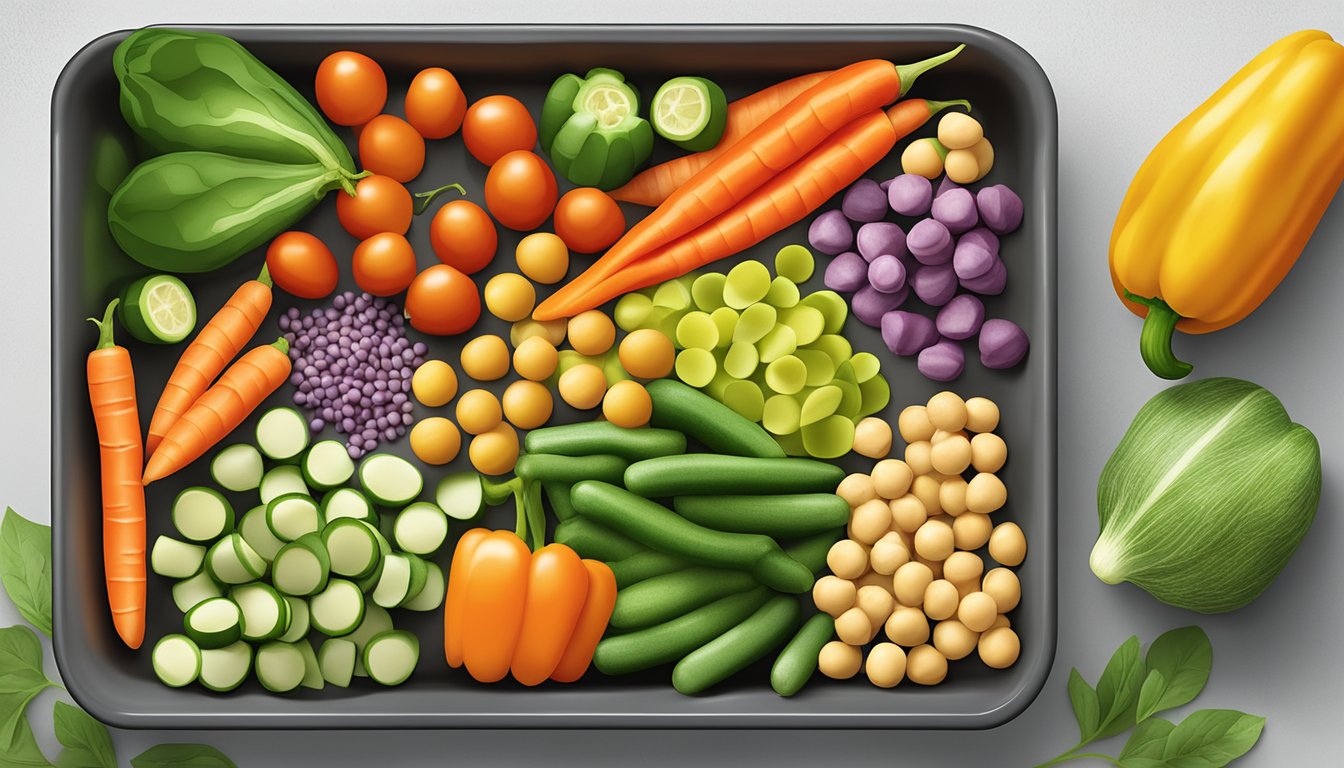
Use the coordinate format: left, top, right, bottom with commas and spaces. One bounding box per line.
1125, 291, 1193, 380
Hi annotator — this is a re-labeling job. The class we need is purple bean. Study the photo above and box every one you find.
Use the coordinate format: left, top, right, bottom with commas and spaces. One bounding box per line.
887, 174, 933, 217
977, 185, 1024, 235
930, 187, 979, 235
392, 392, 408, 405
878, 178, 893, 191
867, 254, 907, 295
309, 418, 325, 433
935, 295, 986, 340
842, 179, 888, 223
911, 263, 959, 307
852, 284, 909, 327
823, 252, 869, 292
936, 176, 962, 198
856, 222, 907, 263
808, 210, 853, 255
960, 258, 1007, 295
342, 417, 356, 433
286, 307, 301, 319
401, 401, 414, 413
881, 311, 940, 356
906, 219, 953, 265
918, 340, 966, 382
979, 319, 1030, 369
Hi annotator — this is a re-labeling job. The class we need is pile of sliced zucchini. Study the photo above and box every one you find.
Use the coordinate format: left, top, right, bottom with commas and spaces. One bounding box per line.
150, 408, 488, 695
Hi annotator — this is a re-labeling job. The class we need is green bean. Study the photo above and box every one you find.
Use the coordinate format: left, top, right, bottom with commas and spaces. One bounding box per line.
593, 587, 771, 676
554, 516, 644, 562
672, 595, 801, 695
623, 454, 845, 497
515, 453, 629, 486
607, 549, 688, 588
672, 494, 848, 537
783, 529, 845, 574
543, 482, 576, 522
610, 566, 758, 629
647, 378, 784, 459
770, 613, 835, 697
523, 422, 686, 461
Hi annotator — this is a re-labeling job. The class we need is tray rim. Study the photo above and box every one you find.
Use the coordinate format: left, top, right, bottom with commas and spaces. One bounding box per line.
51, 22, 1058, 730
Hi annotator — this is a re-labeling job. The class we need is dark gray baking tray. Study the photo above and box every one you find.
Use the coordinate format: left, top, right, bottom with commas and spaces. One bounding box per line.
52, 24, 1056, 729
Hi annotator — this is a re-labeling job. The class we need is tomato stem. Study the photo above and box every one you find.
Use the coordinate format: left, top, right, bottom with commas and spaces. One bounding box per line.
1125, 291, 1193, 380
413, 182, 467, 215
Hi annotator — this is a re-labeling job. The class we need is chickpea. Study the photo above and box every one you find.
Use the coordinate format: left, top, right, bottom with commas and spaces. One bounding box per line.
812, 575, 857, 618
826, 539, 869, 580
970, 432, 1008, 473
943, 148, 982, 185
911, 475, 943, 515
953, 513, 993, 550
983, 567, 1022, 613
926, 391, 968, 432
904, 441, 934, 476
869, 533, 911, 575
937, 112, 984, 150
836, 472, 877, 507
914, 552, 945, 580
922, 579, 960, 620
940, 478, 969, 516
557, 364, 607, 410
893, 561, 934, 607
914, 518, 955, 562
835, 606, 874, 645
943, 551, 985, 586
968, 137, 995, 181
855, 571, 896, 596
567, 310, 616, 356
988, 522, 1027, 566
885, 605, 931, 647
989, 615, 1012, 631
849, 498, 893, 545
931, 428, 967, 445
964, 397, 1001, 433
511, 336, 559, 381
906, 644, 948, 685
852, 417, 893, 459
819, 641, 863, 680
897, 405, 935, 443
871, 459, 914, 499
901, 137, 947, 180
965, 473, 1007, 514
978, 627, 1021, 669
460, 335, 511, 381
889, 494, 928, 533
958, 591, 999, 633
456, 389, 503, 435
930, 435, 973, 476
932, 619, 980, 661
856, 585, 896, 630
956, 579, 979, 599
866, 643, 908, 688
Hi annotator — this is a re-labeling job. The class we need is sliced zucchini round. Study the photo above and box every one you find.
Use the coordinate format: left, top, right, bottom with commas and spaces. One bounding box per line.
204, 534, 266, 585
344, 604, 392, 678
238, 504, 285, 563
353, 522, 393, 594
320, 487, 375, 524
198, 640, 252, 693
172, 487, 234, 542
210, 443, 265, 493
173, 571, 224, 614
302, 440, 355, 491
272, 534, 331, 597
392, 502, 449, 555
151, 536, 206, 580
321, 518, 381, 579
358, 454, 423, 507
152, 634, 202, 688
266, 493, 324, 542
277, 596, 310, 644
255, 641, 306, 694
231, 582, 291, 642
183, 597, 243, 649
363, 630, 420, 686
259, 465, 309, 506
372, 553, 428, 609
309, 578, 365, 637
294, 638, 325, 691
435, 471, 486, 521
256, 406, 310, 462
402, 561, 446, 613
318, 638, 357, 688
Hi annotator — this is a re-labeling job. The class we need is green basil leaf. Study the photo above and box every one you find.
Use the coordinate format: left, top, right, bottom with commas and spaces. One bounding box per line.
52, 702, 115, 768
1139, 625, 1212, 720
130, 744, 237, 768
1094, 635, 1145, 739
0, 511, 52, 636
1067, 668, 1100, 740
0, 627, 56, 749
0, 715, 54, 767
1161, 709, 1265, 766
1120, 716, 1176, 761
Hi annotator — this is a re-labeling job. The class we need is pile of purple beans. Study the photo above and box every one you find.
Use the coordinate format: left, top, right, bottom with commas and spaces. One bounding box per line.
813, 174, 1030, 382
279, 291, 429, 459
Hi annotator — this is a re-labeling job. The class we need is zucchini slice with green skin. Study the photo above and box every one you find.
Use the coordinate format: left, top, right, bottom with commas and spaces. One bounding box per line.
320, 487, 375, 524
198, 640, 252, 693
650, 76, 728, 152
266, 493, 324, 542
271, 533, 331, 597
119, 273, 196, 344
295, 638, 325, 691
151, 536, 206, 579
259, 465, 309, 505
345, 604, 393, 678
255, 641, 306, 693
239, 504, 285, 563
353, 522, 393, 593
172, 487, 235, 542
358, 453, 423, 507
152, 634, 202, 688
210, 443, 265, 492
362, 630, 420, 686
318, 638, 357, 688
183, 597, 243, 649
277, 596, 310, 644
303, 439, 355, 491
392, 502, 449, 555
204, 533, 266, 585
173, 571, 224, 614
255, 406, 310, 462
372, 553, 428, 609
231, 582, 291, 642
321, 518, 382, 579
309, 578, 365, 637
402, 561, 445, 612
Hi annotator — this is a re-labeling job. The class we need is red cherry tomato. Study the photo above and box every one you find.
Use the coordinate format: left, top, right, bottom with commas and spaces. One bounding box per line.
358, 115, 426, 183
265, 232, 339, 299
337, 175, 412, 240
315, 51, 387, 126
429, 200, 498, 274
406, 264, 481, 335
405, 68, 467, 139
553, 187, 626, 253
462, 95, 537, 165
484, 151, 558, 232
352, 232, 418, 296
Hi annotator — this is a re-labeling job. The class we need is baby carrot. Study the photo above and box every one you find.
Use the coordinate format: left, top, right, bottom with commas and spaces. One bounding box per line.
510, 543, 590, 686
86, 300, 146, 649
141, 337, 291, 485
146, 266, 272, 457
550, 558, 617, 683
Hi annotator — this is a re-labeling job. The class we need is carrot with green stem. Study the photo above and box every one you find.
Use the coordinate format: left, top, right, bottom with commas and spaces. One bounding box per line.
533, 46, 964, 321
142, 337, 292, 484
87, 299, 146, 649
145, 265, 273, 457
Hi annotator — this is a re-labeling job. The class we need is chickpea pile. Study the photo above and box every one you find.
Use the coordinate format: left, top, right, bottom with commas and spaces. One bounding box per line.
813, 391, 1026, 687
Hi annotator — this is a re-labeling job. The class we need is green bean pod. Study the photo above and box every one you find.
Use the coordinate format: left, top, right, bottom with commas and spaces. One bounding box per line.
672, 494, 850, 537
523, 422, 687, 461
607, 550, 688, 588
571, 481, 813, 593
543, 482, 577, 522
515, 453, 629, 486
672, 595, 802, 695
647, 379, 785, 458
770, 613, 836, 697
593, 587, 771, 676
623, 455, 846, 497
553, 516, 645, 562
611, 567, 759, 629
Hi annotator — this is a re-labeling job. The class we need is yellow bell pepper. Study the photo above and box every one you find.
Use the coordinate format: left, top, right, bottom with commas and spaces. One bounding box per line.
1110, 30, 1344, 379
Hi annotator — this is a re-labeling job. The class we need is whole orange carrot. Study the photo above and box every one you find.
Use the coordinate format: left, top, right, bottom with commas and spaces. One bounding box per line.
87, 300, 146, 649
550, 559, 617, 683
142, 337, 291, 485
145, 266, 272, 456
533, 47, 963, 321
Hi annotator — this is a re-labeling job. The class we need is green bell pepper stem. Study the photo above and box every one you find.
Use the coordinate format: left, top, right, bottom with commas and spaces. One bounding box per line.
481, 475, 540, 548
413, 183, 467, 215
895, 44, 965, 97
524, 480, 547, 551
335, 168, 371, 197
1125, 291, 1193, 380
256, 263, 273, 288
88, 299, 120, 350
270, 337, 289, 355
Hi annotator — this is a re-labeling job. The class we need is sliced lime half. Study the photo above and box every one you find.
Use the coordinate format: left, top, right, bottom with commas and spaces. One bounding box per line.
651, 76, 728, 152
122, 274, 197, 344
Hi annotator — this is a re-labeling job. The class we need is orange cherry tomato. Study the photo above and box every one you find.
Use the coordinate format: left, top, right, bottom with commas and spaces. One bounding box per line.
485, 150, 558, 232
352, 232, 418, 296
462, 95, 537, 165
358, 115, 426, 183
430, 200, 498, 274
553, 187, 627, 253
315, 51, 387, 126
406, 264, 481, 336
337, 175, 412, 240
265, 232, 339, 299
405, 68, 467, 139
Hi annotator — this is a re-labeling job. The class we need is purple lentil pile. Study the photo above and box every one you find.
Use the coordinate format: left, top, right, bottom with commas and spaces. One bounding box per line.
279, 291, 428, 458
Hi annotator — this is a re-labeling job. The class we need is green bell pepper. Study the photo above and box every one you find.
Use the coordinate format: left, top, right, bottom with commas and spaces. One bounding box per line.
540, 68, 653, 190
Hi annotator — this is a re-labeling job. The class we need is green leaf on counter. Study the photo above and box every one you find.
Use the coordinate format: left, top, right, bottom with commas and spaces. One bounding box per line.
1119, 716, 1176, 762
52, 702, 115, 768
1067, 668, 1100, 740
0, 510, 52, 636
0, 626, 56, 751
0, 715, 54, 767
1160, 709, 1265, 766
130, 744, 237, 768
1093, 635, 1144, 739
1138, 626, 1212, 721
